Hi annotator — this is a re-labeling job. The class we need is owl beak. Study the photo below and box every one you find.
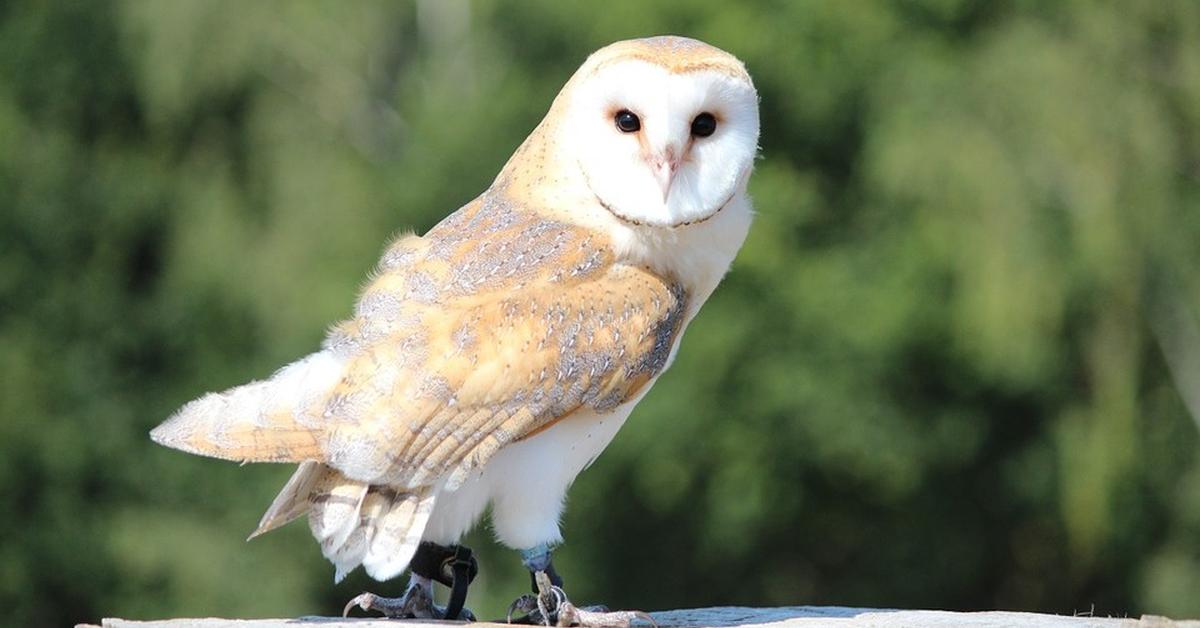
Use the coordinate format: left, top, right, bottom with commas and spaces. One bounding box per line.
651, 150, 680, 202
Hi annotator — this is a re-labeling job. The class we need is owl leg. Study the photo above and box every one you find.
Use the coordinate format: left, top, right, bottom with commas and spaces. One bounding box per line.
505, 545, 655, 628
343, 542, 478, 620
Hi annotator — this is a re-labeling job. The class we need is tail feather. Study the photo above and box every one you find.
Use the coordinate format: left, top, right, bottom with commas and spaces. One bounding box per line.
151, 351, 345, 463
311, 482, 438, 583
323, 487, 382, 583
159, 348, 442, 583
309, 467, 371, 555
328, 526, 371, 583
248, 461, 324, 540
360, 488, 437, 581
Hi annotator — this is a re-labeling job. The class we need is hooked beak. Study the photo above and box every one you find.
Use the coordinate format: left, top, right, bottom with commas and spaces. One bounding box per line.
650, 149, 680, 203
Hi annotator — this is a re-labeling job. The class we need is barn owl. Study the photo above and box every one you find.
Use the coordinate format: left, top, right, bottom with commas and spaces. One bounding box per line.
152, 36, 759, 625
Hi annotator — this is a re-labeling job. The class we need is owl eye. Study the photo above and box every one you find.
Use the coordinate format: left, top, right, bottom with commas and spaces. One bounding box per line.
691, 112, 717, 137
614, 110, 641, 133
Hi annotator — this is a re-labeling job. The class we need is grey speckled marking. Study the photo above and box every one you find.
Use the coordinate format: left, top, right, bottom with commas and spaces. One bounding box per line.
415, 375, 455, 403
426, 194, 523, 260
380, 243, 421, 271
451, 323, 475, 354
427, 192, 609, 296
488, 280, 689, 441
324, 389, 370, 422
640, 35, 708, 55
355, 290, 404, 321
404, 271, 439, 303
451, 219, 583, 292
632, 282, 688, 377
323, 326, 361, 357
571, 249, 606, 278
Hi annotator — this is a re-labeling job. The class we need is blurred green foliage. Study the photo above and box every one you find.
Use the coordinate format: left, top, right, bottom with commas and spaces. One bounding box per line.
3, 1, 1200, 625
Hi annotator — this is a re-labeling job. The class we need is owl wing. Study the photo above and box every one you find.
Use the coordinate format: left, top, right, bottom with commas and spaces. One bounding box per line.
151, 198, 689, 487
323, 255, 688, 489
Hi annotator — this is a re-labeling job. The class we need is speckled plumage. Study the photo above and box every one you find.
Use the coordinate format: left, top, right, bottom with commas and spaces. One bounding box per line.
324, 194, 691, 490
152, 35, 759, 585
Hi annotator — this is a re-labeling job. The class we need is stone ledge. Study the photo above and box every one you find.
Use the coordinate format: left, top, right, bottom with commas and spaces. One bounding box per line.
79, 606, 1200, 628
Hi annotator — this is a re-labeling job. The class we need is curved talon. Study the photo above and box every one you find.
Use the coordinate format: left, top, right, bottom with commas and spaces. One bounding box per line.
508, 594, 539, 623
343, 592, 374, 618
343, 585, 466, 620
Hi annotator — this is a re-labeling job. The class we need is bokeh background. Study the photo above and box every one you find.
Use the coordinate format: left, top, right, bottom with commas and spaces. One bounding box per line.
4, 1, 1200, 625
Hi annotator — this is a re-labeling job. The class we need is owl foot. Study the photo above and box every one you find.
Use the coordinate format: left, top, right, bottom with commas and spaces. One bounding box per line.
343, 576, 476, 621
505, 571, 654, 628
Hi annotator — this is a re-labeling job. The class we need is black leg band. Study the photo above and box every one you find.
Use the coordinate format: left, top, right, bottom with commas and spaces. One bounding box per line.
409, 541, 479, 620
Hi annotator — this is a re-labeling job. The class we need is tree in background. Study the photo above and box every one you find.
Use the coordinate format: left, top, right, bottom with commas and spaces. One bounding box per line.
2, 1, 1199, 625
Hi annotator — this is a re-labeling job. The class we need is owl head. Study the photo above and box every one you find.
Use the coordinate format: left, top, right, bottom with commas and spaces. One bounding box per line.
556, 36, 760, 228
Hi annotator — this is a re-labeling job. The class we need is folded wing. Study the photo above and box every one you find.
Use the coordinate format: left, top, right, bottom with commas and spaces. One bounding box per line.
325, 261, 688, 489
152, 199, 689, 495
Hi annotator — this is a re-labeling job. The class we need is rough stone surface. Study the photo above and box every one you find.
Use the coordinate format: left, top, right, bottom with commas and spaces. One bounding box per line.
80, 606, 1200, 628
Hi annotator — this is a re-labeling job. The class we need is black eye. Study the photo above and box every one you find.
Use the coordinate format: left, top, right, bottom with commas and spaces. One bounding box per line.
614, 109, 641, 133
691, 112, 717, 137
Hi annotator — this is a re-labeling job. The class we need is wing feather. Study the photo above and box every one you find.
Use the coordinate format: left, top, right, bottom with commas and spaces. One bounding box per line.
321, 202, 688, 488
161, 196, 690, 491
